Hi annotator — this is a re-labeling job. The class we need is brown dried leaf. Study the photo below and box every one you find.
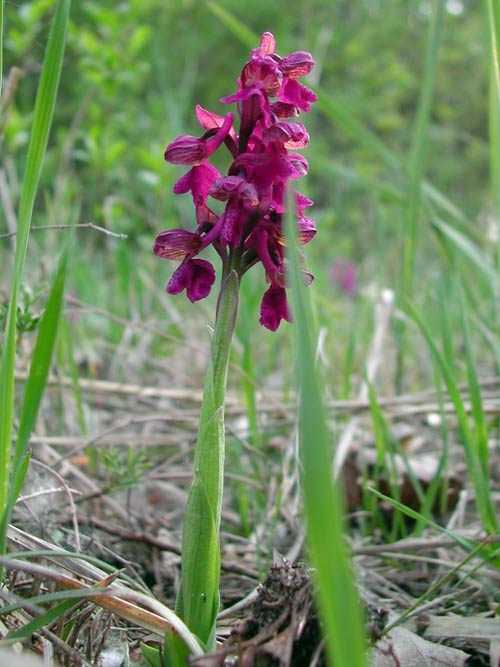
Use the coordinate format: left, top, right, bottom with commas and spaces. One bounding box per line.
370, 625, 470, 667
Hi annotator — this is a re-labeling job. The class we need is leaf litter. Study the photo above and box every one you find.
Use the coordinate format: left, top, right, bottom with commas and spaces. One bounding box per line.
2, 306, 500, 666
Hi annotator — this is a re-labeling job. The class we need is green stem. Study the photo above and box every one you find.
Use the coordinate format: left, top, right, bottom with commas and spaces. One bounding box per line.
176, 270, 239, 649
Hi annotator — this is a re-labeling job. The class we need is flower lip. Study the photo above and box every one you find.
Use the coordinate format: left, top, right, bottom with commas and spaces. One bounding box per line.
259, 285, 292, 331
279, 78, 317, 111
167, 257, 216, 302
173, 162, 221, 205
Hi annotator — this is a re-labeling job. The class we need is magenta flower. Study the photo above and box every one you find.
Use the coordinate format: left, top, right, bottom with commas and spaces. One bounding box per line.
154, 32, 317, 329
330, 258, 357, 298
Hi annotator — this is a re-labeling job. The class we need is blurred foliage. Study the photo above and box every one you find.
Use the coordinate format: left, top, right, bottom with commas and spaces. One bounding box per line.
2, 1, 489, 229
0, 0, 494, 383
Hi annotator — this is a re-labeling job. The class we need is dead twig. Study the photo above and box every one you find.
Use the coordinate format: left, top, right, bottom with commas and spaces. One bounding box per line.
0, 222, 128, 241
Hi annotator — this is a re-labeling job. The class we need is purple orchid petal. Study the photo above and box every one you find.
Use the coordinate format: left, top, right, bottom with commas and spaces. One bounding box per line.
220, 199, 245, 248
270, 101, 300, 119
295, 191, 314, 212
203, 112, 235, 157
279, 78, 318, 112
195, 105, 238, 154
262, 121, 309, 149
167, 258, 216, 302
241, 59, 282, 96
185, 258, 217, 301
280, 51, 315, 78
252, 32, 276, 58
165, 113, 234, 166
297, 215, 316, 244
173, 162, 221, 204
165, 135, 206, 165
153, 229, 202, 260
209, 176, 259, 205
259, 285, 292, 331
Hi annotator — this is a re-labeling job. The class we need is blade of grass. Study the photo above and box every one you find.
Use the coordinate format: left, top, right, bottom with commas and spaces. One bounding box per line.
314, 156, 406, 203
401, 0, 444, 297
487, 0, 500, 278
315, 90, 401, 173
457, 289, 494, 526
285, 201, 366, 667
421, 181, 471, 228
0, 0, 71, 546
487, 0, 500, 114
431, 217, 498, 292
0, 0, 3, 101
6, 548, 148, 593
205, 2, 257, 48
6, 237, 73, 522
367, 487, 500, 567
12, 0, 70, 285
0, 586, 110, 618
6, 599, 82, 642
383, 538, 495, 634
367, 381, 427, 541
405, 298, 498, 534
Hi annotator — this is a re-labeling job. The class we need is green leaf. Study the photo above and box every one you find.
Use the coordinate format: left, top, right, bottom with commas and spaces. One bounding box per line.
141, 643, 164, 667
177, 270, 238, 649
178, 473, 220, 648
163, 627, 191, 667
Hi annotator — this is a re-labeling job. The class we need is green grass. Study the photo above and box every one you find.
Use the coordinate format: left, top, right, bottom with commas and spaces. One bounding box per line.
401, 0, 444, 298
286, 203, 367, 667
0, 0, 71, 554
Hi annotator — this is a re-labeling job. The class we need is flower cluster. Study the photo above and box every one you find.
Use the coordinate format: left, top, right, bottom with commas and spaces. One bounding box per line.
154, 32, 317, 330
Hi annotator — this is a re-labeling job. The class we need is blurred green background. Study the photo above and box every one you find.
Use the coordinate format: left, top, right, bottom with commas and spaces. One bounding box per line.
1, 0, 496, 391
